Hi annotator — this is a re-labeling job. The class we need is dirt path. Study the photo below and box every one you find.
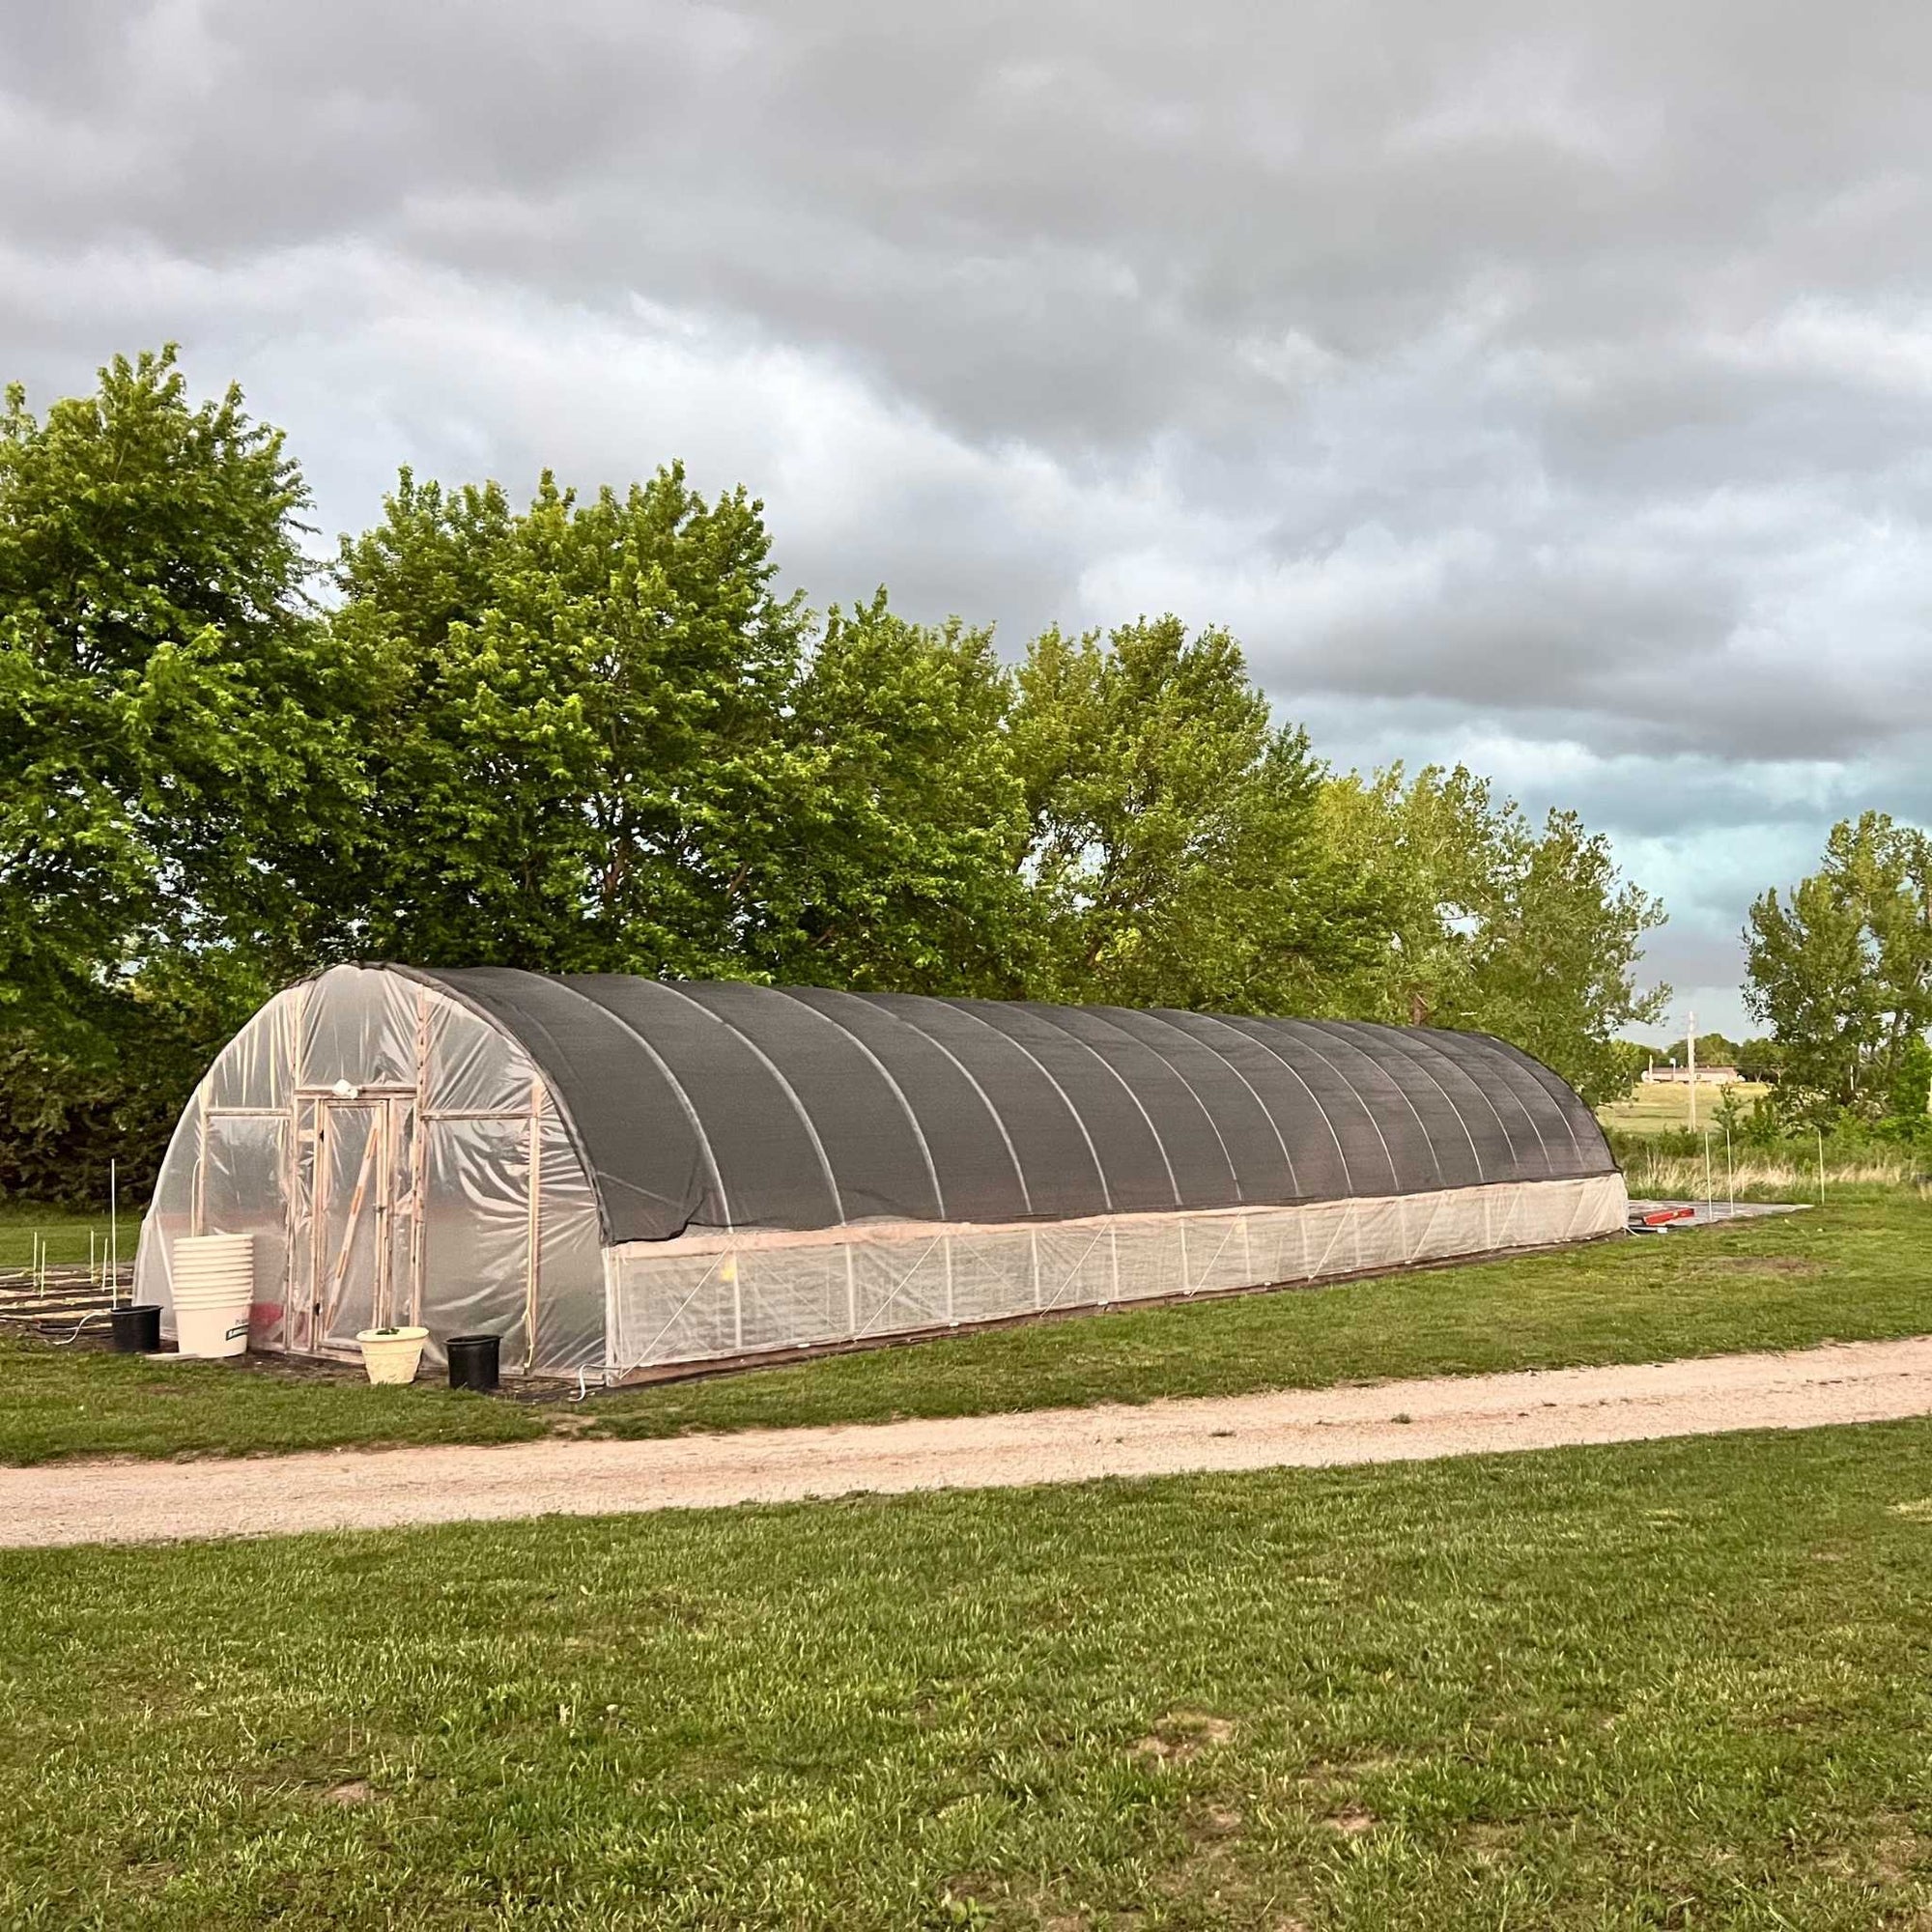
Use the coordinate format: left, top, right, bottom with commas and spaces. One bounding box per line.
10, 1335, 1932, 1549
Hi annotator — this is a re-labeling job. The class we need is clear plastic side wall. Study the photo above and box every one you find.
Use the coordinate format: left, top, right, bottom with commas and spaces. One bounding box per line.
131, 1100, 199, 1318
416, 996, 604, 1376
418, 1115, 532, 1363
535, 1097, 604, 1373
608, 1173, 1629, 1376
134, 987, 299, 1336
135, 968, 608, 1377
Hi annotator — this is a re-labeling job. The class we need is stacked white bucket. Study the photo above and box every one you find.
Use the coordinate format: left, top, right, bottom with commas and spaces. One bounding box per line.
171, 1234, 256, 1358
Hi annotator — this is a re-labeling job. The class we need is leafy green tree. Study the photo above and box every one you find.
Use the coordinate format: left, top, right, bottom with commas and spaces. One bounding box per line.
1604, 1038, 1653, 1095
1671, 1031, 1744, 1067
1744, 812, 1932, 1115
1315, 765, 1503, 1028
760, 592, 1039, 992
0, 349, 361, 1197
1738, 1090, 1786, 1151
1009, 615, 1379, 1011
1881, 1036, 1932, 1146
1315, 765, 1667, 1102
334, 488, 1047, 996
0, 348, 1690, 1198
332, 468, 809, 975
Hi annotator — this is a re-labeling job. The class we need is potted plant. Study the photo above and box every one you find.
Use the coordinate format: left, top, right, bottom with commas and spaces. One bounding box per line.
355, 1324, 430, 1384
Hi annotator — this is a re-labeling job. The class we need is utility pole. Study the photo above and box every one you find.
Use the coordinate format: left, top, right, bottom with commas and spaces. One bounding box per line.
1687, 1010, 1697, 1131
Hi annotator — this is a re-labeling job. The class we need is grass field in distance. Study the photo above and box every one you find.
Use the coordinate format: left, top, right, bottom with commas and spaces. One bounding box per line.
1596, 1080, 1771, 1137
0, 1200, 135, 1272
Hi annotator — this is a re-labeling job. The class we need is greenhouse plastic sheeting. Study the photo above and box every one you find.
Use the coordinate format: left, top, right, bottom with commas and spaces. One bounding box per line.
423, 988, 535, 1117
606, 1172, 1627, 1376
200, 1113, 291, 1350
418, 1114, 532, 1367
413, 971, 1615, 1244
298, 967, 420, 1095
204, 991, 298, 1112
137, 966, 609, 1377
137, 964, 1626, 1383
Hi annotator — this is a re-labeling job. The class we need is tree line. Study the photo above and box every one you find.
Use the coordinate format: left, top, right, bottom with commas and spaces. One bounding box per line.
1620, 1034, 1782, 1084
1, 350, 1666, 1201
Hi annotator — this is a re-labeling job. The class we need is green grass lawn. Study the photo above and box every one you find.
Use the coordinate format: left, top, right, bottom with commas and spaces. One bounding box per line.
0, 1340, 545, 1465
7, 1419, 1932, 1928
5, 1191, 1930, 1464
0, 1199, 136, 1270
585, 1190, 1925, 1440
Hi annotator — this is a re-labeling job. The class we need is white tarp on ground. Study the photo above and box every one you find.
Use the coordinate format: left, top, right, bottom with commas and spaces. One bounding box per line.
605, 1172, 1629, 1378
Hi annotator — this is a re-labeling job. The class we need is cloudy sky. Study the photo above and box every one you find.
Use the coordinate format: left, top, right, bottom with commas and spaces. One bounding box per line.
9, 2, 1931, 1039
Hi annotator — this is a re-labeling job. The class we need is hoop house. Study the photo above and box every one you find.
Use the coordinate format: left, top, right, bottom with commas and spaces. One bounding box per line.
136, 964, 1627, 1381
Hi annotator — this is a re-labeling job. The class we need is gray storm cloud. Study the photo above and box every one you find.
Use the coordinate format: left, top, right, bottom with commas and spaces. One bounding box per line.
7, 0, 1932, 1036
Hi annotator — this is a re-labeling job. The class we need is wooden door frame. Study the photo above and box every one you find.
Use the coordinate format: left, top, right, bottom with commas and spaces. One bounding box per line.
312, 1099, 382, 1356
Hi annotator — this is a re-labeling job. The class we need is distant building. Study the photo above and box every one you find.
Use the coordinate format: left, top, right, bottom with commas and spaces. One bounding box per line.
1641, 1064, 1742, 1086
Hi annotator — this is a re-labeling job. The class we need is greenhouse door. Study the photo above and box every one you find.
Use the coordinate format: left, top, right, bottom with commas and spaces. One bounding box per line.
309, 1096, 416, 1356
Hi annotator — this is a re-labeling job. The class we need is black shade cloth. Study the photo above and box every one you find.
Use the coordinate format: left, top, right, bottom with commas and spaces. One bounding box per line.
392, 968, 1615, 1244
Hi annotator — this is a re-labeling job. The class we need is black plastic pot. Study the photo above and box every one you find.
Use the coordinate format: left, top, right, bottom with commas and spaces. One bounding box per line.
445, 1332, 501, 1392
108, 1303, 163, 1353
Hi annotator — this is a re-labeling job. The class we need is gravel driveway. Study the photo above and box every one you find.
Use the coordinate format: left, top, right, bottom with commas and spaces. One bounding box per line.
8, 1335, 1932, 1548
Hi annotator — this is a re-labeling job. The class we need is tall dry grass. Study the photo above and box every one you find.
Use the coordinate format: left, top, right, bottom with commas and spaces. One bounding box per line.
1620, 1146, 1924, 1201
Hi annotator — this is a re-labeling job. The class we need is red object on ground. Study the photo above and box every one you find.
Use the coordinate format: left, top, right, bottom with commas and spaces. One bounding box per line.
1639, 1208, 1695, 1226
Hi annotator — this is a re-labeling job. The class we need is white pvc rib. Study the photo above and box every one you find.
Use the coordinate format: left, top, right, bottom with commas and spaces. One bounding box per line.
650, 983, 847, 1225
1183, 1011, 1346, 1191
1016, 1005, 1183, 1208
1207, 1015, 1391, 1195
1420, 1028, 1553, 1171
1266, 1026, 1409, 1193
547, 980, 736, 1230
1303, 1020, 1466, 1184
1429, 1031, 1560, 1173
855, 999, 1035, 1215
1153, 1013, 1302, 1198
770, 989, 948, 1220
1088, 1009, 1246, 1203
1379, 1025, 1528, 1175
1491, 1041, 1592, 1169
935, 1001, 1115, 1212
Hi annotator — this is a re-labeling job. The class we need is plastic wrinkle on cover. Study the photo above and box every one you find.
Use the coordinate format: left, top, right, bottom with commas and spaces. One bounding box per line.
423, 991, 533, 1116
420, 1115, 532, 1369
134, 1094, 201, 1328
299, 965, 419, 1093
534, 1095, 604, 1374
205, 995, 297, 1111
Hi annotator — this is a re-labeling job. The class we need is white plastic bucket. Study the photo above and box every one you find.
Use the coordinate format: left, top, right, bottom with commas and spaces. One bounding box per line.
172, 1235, 255, 1358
